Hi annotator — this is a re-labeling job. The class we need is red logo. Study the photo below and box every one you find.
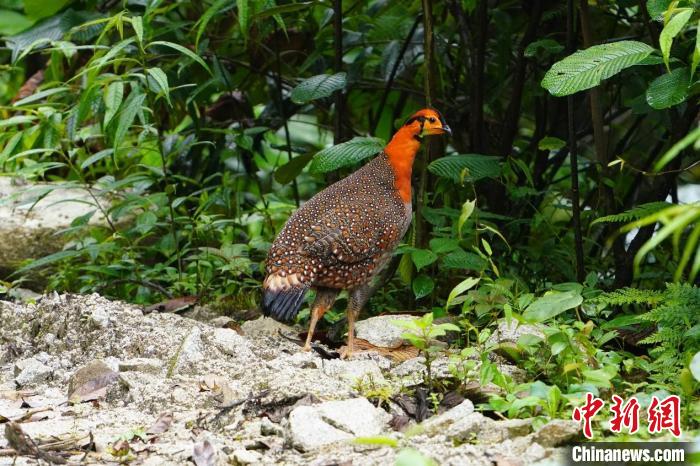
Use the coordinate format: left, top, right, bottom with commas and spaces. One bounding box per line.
572, 392, 605, 439
647, 395, 681, 437
609, 395, 640, 434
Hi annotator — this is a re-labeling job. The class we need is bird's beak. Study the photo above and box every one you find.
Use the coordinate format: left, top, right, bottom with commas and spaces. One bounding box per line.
423, 125, 452, 137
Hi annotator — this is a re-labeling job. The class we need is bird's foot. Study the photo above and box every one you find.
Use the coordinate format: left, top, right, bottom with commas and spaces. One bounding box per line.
338, 346, 353, 360
301, 342, 312, 352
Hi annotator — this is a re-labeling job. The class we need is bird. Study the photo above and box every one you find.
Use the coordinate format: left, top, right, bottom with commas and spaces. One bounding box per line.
261, 108, 451, 358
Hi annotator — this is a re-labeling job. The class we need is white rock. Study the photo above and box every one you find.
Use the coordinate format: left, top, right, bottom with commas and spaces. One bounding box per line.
174, 326, 205, 372
14, 357, 52, 386
355, 314, 417, 348
232, 449, 262, 465
89, 306, 111, 328
241, 316, 292, 338
211, 328, 255, 360
322, 359, 386, 385
119, 358, 163, 374
423, 399, 476, 436
289, 397, 390, 451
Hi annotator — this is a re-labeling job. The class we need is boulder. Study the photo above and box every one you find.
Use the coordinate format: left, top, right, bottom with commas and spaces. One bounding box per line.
531, 419, 580, 447
14, 357, 52, 386
288, 397, 390, 451
355, 314, 417, 348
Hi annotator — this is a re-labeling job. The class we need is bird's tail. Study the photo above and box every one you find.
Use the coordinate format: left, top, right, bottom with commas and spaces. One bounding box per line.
261, 273, 310, 322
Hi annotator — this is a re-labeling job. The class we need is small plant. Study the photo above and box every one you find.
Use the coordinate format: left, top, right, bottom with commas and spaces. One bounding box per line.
393, 313, 460, 393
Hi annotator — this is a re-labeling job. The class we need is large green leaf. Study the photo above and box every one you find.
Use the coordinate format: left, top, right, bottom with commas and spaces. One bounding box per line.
5, 9, 96, 61
274, 151, 315, 184
0, 9, 33, 35
646, 0, 672, 21
428, 154, 501, 183
523, 290, 583, 323
646, 67, 689, 109
659, 9, 692, 71
146, 67, 171, 105
290, 72, 346, 104
308, 136, 384, 174
541, 41, 654, 97
237, 0, 249, 39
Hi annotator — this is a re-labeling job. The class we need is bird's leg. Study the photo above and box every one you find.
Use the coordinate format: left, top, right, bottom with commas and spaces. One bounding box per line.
340, 285, 373, 360
303, 306, 324, 352
302, 288, 339, 352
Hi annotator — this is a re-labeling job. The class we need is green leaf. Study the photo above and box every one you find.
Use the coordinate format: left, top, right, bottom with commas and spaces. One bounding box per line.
290, 72, 347, 104
446, 277, 480, 309
429, 238, 460, 254
146, 67, 171, 105
411, 249, 437, 271
196, 0, 233, 48
541, 41, 654, 97
147, 41, 212, 75
428, 154, 501, 183
659, 9, 692, 71
103, 81, 124, 128
0, 9, 33, 36
24, 0, 71, 20
522, 290, 583, 323
647, 0, 672, 21
131, 16, 143, 44
308, 136, 384, 174
16, 249, 84, 273
80, 149, 113, 170
6, 9, 96, 62
412, 275, 434, 299
653, 126, 700, 171
275, 151, 315, 184
646, 67, 689, 109
237, 0, 249, 39
12, 86, 70, 106
442, 249, 488, 271
457, 199, 475, 238
112, 91, 146, 151
538, 136, 566, 151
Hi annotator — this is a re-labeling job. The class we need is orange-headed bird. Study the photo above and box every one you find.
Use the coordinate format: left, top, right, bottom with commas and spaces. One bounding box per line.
262, 108, 451, 357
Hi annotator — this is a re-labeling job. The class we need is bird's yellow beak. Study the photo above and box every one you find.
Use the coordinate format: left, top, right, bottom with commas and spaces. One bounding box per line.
422, 124, 452, 136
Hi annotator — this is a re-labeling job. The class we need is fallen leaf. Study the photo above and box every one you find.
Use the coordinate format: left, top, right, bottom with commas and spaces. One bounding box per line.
192, 440, 216, 466
69, 371, 119, 404
147, 412, 174, 434
144, 296, 197, 314
110, 439, 130, 457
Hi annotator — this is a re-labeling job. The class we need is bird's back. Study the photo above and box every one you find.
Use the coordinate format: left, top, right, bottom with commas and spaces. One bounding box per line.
262, 153, 411, 320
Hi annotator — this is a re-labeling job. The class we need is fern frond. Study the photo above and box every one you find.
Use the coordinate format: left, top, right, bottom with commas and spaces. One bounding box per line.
591, 202, 673, 225
595, 287, 665, 306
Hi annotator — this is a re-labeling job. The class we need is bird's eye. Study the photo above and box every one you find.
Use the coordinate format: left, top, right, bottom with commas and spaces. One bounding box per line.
429, 117, 436, 123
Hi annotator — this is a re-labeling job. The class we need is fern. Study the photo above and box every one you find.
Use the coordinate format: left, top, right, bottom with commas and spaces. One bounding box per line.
591, 202, 672, 225
595, 287, 665, 306
601, 284, 700, 383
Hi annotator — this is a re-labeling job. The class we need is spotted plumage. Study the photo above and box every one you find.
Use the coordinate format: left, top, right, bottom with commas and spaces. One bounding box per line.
262, 108, 451, 357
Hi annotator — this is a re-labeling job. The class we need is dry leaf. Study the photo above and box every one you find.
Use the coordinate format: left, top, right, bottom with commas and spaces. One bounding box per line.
110, 439, 130, 457
69, 371, 119, 403
144, 296, 197, 314
192, 440, 216, 466
147, 412, 174, 434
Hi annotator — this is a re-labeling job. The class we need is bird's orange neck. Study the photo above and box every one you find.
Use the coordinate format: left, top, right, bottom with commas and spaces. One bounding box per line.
384, 126, 421, 203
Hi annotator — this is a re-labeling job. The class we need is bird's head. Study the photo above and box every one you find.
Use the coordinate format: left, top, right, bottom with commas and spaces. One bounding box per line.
402, 108, 452, 139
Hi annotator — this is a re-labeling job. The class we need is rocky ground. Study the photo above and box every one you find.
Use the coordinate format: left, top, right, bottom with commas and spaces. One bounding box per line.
0, 293, 579, 465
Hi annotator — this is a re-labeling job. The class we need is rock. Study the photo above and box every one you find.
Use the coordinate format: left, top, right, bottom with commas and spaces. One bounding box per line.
232, 449, 262, 465
211, 328, 255, 360
173, 326, 205, 373
14, 357, 52, 386
241, 316, 291, 338
322, 358, 386, 385
390, 356, 451, 385
355, 314, 417, 348
6, 287, 41, 303
489, 321, 545, 345
289, 397, 390, 451
0, 177, 108, 276
89, 305, 112, 329
478, 418, 533, 443
118, 358, 163, 374
531, 419, 580, 447
421, 399, 474, 434
209, 316, 235, 328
